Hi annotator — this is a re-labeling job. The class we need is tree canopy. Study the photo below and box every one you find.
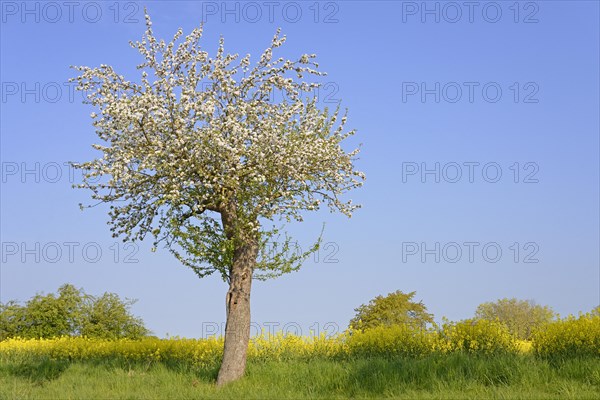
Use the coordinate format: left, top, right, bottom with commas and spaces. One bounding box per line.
71, 15, 364, 283
0, 284, 148, 340
474, 298, 555, 340
349, 290, 434, 332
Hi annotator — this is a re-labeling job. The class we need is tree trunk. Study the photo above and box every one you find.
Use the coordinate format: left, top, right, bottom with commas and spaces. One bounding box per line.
216, 239, 258, 386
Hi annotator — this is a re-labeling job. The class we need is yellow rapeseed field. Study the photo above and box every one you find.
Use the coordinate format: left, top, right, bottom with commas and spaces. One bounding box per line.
2, 315, 598, 365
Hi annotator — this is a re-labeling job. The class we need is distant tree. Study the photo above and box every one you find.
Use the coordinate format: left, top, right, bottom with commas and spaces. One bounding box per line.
349, 290, 434, 332
0, 284, 148, 340
0, 301, 24, 340
474, 298, 555, 340
79, 292, 147, 339
0, 284, 84, 339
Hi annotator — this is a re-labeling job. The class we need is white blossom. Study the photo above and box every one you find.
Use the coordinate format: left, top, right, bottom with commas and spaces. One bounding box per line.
70, 13, 364, 281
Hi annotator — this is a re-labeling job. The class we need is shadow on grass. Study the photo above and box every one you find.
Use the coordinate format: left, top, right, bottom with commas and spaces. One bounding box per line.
4, 358, 70, 385
345, 353, 528, 396
98, 357, 222, 384
160, 358, 221, 383
2, 356, 222, 387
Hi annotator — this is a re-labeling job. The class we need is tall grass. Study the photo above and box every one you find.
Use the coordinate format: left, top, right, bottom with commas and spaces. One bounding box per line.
1, 354, 598, 399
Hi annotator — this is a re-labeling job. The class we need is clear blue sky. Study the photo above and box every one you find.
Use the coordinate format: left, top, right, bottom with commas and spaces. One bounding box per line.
1, 1, 598, 338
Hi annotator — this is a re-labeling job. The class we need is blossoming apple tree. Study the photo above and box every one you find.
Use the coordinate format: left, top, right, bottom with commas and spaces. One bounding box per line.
71, 13, 364, 385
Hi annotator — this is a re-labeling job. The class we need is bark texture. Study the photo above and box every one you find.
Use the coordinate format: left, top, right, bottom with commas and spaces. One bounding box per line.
216, 207, 258, 385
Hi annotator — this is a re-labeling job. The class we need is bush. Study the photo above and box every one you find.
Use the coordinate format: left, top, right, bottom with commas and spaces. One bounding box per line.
531, 313, 600, 358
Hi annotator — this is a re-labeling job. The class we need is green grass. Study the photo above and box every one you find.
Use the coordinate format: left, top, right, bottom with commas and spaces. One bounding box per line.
1, 354, 598, 399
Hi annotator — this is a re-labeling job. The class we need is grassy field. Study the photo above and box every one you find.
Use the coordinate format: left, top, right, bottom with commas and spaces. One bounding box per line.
1, 354, 599, 399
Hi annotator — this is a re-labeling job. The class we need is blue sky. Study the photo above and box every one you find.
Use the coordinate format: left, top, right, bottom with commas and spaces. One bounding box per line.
1, 0, 598, 338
